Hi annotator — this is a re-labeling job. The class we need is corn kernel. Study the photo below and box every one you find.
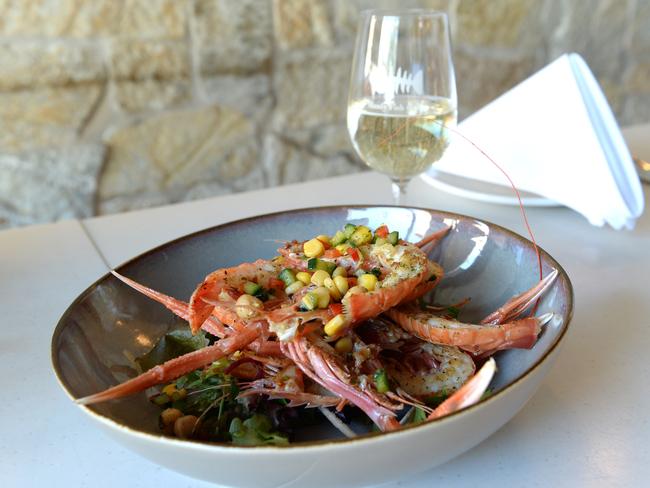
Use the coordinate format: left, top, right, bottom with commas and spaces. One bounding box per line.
285, 281, 304, 295
310, 269, 330, 286
301, 292, 318, 310
162, 384, 176, 396
323, 277, 341, 300
334, 336, 353, 354
343, 285, 366, 300
304, 238, 325, 258
316, 234, 331, 245
296, 271, 312, 285
171, 388, 187, 401
335, 243, 350, 254
332, 266, 347, 278
236, 294, 263, 318
358, 273, 378, 291
324, 314, 349, 336
333, 275, 349, 295
312, 286, 330, 308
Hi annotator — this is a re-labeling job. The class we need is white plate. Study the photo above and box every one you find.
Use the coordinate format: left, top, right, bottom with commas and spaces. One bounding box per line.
421, 170, 561, 207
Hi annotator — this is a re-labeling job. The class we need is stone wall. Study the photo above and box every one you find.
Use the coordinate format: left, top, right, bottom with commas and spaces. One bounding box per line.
1, 0, 648, 228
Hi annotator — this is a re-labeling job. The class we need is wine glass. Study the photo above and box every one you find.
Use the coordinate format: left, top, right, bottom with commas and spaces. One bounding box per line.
347, 9, 457, 204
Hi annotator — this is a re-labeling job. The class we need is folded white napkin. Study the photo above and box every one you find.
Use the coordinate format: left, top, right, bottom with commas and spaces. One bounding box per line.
427, 53, 645, 230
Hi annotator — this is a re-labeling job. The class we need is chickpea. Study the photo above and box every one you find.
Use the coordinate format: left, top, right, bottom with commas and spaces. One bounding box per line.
160, 408, 183, 427
174, 415, 198, 439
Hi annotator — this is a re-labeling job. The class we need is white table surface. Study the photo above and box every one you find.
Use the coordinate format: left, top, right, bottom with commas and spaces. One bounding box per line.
3, 126, 650, 487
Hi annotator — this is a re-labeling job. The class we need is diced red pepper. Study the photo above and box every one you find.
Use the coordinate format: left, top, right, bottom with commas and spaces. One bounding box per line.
328, 303, 343, 316
348, 277, 357, 286
375, 225, 389, 238
317, 237, 331, 250
323, 248, 342, 259
268, 278, 285, 290
347, 248, 360, 261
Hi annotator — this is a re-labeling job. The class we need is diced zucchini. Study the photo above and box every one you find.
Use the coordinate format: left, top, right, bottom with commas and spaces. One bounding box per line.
330, 230, 347, 246
316, 260, 336, 274
285, 281, 304, 295
312, 286, 330, 308
373, 369, 390, 393
343, 223, 357, 238
387, 231, 399, 245
243, 281, 261, 296
301, 292, 319, 311
307, 258, 336, 274
278, 268, 296, 286
349, 226, 373, 246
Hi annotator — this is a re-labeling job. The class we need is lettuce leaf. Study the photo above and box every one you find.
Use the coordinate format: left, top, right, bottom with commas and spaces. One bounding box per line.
136, 328, 208, 372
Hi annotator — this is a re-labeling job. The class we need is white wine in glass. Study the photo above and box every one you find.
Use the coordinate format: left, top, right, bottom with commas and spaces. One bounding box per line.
347, 10, 457, 204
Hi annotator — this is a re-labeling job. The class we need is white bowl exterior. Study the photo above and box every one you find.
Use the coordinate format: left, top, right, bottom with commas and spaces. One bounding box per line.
84, 341, 563, 488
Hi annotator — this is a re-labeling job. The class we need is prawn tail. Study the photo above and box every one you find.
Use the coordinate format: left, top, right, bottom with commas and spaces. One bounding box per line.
76, 325, 261, 405
428, 358, 496, 420
481, 269, 558, 325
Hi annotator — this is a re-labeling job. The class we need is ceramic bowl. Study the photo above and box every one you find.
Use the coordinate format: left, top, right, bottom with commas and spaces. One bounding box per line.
52, 206, 573, 488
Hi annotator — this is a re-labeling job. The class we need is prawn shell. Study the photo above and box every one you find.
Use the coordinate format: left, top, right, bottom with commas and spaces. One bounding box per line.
343, 272, 427, 323
188, 259, 282, 333
387, 307, 542, 356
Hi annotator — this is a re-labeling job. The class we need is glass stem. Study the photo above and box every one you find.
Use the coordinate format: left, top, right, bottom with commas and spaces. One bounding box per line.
391, 178, 409, 205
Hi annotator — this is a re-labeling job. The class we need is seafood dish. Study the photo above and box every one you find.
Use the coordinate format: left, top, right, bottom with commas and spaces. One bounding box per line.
74, 221, 558, 445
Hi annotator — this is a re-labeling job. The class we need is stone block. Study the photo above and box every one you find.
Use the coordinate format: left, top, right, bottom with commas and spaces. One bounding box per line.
273, 48, 352, 131
99, 106, 259, 206
331, 0, 451, 43
273, 0, 333, 50
631, 0, 650, 60
282, 125, 354, 158
119, 0, 189, 39
263, 134, 363, 187
453, 50, 536, 117
194, 0, 273, 74
199, 74, 272, 117
624, 63, 650, 93
456, 0, 537, 48
0, 86, 102, 152
0, 0, 78, 36
114, 80, 192, 113
0, 144, 105, 228
620, 95, 650, 126
0, 41, 106, 90
110, 40, 191, 81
